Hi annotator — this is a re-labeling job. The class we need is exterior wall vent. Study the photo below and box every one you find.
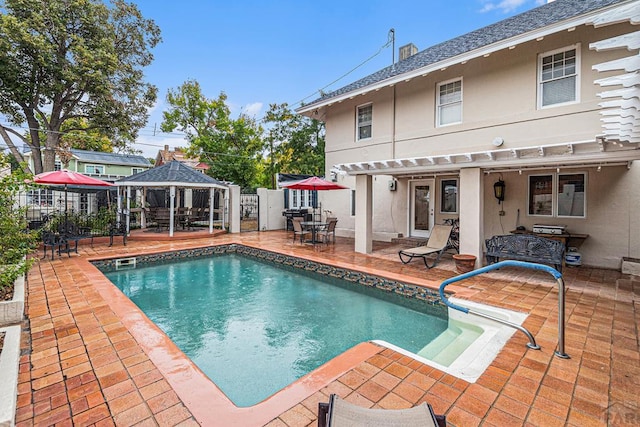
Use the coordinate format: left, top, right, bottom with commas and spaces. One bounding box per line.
399, 43, 418, 61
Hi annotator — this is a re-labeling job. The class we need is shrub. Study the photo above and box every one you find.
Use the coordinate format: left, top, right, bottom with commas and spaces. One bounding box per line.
0, 158, 38, 289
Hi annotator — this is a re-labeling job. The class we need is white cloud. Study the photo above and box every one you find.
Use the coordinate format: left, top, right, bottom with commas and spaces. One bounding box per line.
479, 0, 530, 13
243, 102, 263, 117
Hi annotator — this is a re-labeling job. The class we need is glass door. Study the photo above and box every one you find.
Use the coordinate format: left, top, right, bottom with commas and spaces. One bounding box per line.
410, 180, 435, 237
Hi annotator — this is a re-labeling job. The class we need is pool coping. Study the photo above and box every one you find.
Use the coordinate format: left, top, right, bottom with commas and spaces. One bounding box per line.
86, 242, 456, 425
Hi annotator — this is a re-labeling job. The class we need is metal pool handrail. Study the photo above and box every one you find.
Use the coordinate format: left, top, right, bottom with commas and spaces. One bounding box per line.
439, 260, 570, 359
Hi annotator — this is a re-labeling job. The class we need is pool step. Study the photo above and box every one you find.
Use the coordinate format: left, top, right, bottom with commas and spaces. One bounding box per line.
417, 320, 482, 367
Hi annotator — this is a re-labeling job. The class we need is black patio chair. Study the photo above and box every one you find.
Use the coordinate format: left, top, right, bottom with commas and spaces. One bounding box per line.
42, 231, 70, 260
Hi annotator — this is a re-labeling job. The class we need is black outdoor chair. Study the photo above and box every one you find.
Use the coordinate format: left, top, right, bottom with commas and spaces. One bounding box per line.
58, 221, 93, 253
108, 221, 127, 246
42, 231, 70, 260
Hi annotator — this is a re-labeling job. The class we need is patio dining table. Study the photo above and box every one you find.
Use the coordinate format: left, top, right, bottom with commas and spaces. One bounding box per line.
301, 221, 328, 244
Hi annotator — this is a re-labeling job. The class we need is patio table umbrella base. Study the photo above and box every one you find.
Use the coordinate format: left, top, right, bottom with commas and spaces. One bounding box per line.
453, 254, 477, 273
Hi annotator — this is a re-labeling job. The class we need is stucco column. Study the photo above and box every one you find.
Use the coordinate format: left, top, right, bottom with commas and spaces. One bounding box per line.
169, 186, 176, 237
355, 174, 373, 254
228, 185, 241, 233
459, 168, 484, 267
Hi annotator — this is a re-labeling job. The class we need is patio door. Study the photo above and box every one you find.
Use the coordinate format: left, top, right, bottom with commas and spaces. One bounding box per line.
410, 180, 435, 238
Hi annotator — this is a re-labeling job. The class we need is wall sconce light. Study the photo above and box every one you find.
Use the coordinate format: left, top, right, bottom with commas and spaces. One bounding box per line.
493, 178, 505, 204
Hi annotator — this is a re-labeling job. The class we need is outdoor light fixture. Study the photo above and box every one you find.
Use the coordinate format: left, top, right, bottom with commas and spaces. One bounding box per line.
494, 178, 505, 204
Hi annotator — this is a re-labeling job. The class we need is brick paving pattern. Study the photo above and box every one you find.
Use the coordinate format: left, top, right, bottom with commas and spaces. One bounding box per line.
13, 230, 639, 426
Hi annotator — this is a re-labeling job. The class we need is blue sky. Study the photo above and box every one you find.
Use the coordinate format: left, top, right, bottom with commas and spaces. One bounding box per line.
132, 0, 546, 157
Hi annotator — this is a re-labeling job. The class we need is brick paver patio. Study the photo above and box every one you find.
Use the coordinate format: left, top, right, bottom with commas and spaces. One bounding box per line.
12, 230, 639, 426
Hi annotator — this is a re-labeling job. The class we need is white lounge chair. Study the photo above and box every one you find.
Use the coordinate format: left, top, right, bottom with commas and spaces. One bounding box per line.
398, 224, 453, 268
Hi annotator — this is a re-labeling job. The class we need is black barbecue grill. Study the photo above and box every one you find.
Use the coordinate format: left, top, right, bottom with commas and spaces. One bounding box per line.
282, 209, 312, 231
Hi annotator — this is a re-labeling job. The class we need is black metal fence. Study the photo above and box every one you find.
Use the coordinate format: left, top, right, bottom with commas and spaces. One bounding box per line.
240, 193, 259, 232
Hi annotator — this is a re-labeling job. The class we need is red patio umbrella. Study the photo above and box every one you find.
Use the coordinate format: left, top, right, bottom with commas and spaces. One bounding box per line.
31, 169, 114, 230
281, 176, 347, 220
280, 176, 347, 191
32, 169, 115, 187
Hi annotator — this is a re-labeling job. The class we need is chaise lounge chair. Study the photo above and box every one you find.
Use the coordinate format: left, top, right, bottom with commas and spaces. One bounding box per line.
318, 394, 446, 427
398, 224, 453, 268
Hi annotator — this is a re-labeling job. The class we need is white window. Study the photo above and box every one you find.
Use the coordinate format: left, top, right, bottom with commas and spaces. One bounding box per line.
84, 164, 105, 175
440, 179, 458, 214
289, 189, 313, 209
132, 167, 144, 175
27, 189, 53, 206
528, 172, 586, 218
437, 79, 462, 126
54, 160, 62, 171
356, 104, 372, 140
538, 45, 579, 108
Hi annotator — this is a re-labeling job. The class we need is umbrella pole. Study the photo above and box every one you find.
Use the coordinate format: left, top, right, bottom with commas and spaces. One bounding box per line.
64, 184, 68, 234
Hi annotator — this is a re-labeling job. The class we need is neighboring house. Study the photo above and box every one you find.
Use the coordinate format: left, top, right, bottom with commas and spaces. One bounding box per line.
297, 0, 639, 269
22, 149, 152, 220
155, 145, 209, 173
24, 148, 152, 181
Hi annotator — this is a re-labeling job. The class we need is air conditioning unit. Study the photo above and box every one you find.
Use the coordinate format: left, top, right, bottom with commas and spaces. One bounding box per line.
388, 180, 397, 191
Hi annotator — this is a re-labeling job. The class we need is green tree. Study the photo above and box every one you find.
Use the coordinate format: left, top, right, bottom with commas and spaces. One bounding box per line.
263, 103, 325, 188
0, 0, 161, 173
161, 80, 264, 190
0, 156, 38, 288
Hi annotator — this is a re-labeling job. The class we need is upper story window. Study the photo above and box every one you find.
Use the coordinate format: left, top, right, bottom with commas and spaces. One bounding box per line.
132, 167, 144, 175
54, 161, 62, 171
84, 164, 105, 175
538, 45, 579, 108
437, 79, 462, 126
356, 104, 372, 140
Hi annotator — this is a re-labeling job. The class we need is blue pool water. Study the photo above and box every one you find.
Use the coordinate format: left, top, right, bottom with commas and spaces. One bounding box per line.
105, 254, 448, 407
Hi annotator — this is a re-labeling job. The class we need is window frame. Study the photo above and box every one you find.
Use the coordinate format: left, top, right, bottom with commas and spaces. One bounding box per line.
436, 78, 463, 127
527, 171, 586, 218
440, 178, 458, 214
131, 167, 144, 175
84, 164, 105, 175
537, 44, 580, 109
557, 172, 587, 219
289, 189, 313, 209
356, 103, 373, 141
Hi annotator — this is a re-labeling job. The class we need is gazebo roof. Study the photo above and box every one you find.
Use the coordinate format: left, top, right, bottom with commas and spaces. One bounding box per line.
115, 160, 227, 189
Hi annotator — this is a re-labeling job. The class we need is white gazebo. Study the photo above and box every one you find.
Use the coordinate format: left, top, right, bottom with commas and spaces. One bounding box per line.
115, 160, 229, 236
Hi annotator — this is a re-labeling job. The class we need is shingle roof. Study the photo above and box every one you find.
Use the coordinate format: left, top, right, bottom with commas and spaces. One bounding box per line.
71, 149, 151, 167
116, 160, 227, 188
308, 0, 627, 105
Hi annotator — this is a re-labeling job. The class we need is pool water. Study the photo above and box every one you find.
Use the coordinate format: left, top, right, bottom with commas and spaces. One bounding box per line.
105, 254, 448, 407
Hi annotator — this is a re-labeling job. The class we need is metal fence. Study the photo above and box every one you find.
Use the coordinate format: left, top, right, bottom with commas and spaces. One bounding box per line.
240, 193, 259, 232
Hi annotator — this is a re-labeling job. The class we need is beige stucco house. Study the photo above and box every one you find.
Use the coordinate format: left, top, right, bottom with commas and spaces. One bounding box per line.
297, 0, 639, 269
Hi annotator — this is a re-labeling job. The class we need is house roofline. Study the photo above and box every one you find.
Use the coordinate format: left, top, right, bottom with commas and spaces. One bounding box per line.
297, 1, 635, 115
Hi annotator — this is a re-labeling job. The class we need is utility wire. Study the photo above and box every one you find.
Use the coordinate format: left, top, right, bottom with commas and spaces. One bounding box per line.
1, 32, 393, 154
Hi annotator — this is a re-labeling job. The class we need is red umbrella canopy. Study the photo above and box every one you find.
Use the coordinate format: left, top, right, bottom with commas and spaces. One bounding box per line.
281, 176, 347, 190
32, 169, 114, 187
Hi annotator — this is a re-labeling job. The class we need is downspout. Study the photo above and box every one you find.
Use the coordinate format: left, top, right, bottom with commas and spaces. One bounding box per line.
392, 86, 397, 159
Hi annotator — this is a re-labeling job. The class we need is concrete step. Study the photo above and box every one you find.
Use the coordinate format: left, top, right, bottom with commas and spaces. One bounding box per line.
391, 236, 428, 246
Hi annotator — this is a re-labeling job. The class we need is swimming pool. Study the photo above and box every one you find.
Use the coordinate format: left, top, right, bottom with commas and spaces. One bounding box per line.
103, 251, 448, 407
